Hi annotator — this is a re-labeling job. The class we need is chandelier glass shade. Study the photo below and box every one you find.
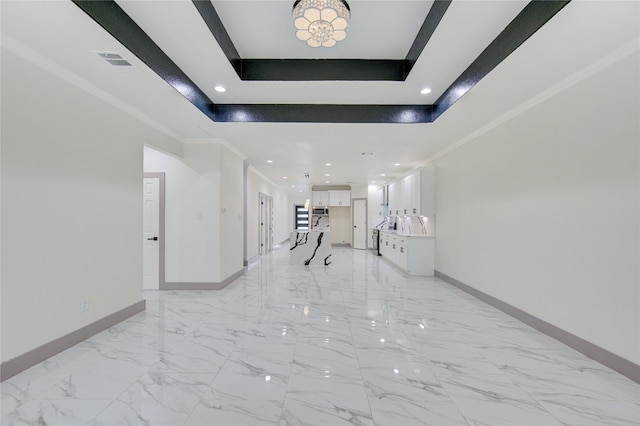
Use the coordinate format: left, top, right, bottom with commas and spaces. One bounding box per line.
292, 0, 350, 48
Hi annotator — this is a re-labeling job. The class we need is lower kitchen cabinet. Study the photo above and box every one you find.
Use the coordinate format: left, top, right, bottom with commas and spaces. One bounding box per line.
379, 231, 434, 275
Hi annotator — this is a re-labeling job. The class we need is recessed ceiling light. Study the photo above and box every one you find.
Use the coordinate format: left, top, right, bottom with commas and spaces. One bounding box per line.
381, 174, 386, 177
394, 163, 401, 166
283, 176, 288, 179
420, 88, 432, 95
215, 85, 226, 92
325, 173, 330, 177
267, 160, 273, 163
325, 163, 332, 166
325, 180, 330, 183
291, 185, 296, 188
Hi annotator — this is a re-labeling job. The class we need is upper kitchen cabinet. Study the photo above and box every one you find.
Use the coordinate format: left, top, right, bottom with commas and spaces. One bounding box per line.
312, 191, 330, 207
329, 190, 351, 207
388, 181, 400, 216
387, 167, 435, 216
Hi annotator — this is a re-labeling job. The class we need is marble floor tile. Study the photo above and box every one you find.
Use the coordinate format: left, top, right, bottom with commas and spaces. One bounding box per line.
208, 348, 292, 401
1, 246, 638, 425
90, 373, 213, 426
291, 337, 361, 381
438, 373, 565, 425
186, 393, 282, 426
368, 397, 468, 426
3, 398, 112, 426
282, 374, 373, 426
538, 395, 640, 425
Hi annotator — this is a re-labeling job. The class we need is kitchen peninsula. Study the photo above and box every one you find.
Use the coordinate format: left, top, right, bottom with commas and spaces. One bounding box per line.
290, 230, 331, 265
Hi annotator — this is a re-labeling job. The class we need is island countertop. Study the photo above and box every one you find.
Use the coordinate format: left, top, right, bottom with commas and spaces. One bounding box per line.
290, 230, 331, 266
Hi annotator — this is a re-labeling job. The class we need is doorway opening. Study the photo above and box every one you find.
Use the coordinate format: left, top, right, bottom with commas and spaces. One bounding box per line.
294, 205, 309, 231
143, 172, 165, 289
259, 193, 273, 255
352, 198, 368, 250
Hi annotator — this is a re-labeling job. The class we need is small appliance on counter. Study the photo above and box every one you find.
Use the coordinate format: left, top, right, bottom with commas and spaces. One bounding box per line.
385, 215, 398, 231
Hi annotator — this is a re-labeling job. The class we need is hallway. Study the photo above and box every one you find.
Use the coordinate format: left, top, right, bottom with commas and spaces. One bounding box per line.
2, 247, 638, 425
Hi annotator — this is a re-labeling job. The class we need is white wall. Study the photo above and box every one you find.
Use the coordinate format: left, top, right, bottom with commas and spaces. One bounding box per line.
433, 52, 639, 364
144, 145, 220, 282
246, 168, 290, 260
144, 143, 245, 283
350, 184, 368, 199
1, 49, 181, 362
220, 146, 245, 278
329, 207, 351, 244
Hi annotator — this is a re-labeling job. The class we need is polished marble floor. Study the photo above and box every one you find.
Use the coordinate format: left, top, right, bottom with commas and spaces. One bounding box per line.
2, 246, 639, 425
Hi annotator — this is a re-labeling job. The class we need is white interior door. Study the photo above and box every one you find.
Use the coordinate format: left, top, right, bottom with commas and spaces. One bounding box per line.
267, 197, 273, 252
352, 198, 367, 249
259, 194, 273, 254
143, 178, 160, 289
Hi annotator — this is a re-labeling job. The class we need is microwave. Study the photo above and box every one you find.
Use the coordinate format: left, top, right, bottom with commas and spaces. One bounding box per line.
312, 207, 329, 215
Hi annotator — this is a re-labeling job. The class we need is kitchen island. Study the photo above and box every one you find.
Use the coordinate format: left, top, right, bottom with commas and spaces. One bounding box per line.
290, 230, 331, 265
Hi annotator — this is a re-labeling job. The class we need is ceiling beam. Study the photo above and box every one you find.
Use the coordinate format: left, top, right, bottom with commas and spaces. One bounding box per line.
193, 0, 451, 81
71, 0, 571, 124
213, 104, 432, 123
433, 0, 571, 120
404, 0, 452, 77
240, 59, 406, 82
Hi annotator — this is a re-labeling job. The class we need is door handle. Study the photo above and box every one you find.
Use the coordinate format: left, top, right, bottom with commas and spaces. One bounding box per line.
147, 236, 158, 241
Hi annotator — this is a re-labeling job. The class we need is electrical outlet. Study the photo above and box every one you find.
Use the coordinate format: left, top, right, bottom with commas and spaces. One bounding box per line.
80, 298, 89, 312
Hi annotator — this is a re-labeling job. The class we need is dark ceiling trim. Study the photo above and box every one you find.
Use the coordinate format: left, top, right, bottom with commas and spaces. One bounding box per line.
241, 59, 406, 82
192, 0, 451, 81
404, 0, 452, 77
191, 0, 241, 76
72, 0, 215, 119
71, 0, 571, 124
432, 0, 571, 120
213, 104, 432, 123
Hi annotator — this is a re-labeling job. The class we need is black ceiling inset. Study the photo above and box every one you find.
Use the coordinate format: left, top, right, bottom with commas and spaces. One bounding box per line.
72, 0, 570, 124
240, 59, 407, 82
213, 104, 432, 124
192, 0, 451, 82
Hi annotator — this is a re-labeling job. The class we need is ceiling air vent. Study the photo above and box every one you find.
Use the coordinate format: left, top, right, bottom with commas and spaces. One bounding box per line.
95, 52, 134, 68
97, 52, 130, 66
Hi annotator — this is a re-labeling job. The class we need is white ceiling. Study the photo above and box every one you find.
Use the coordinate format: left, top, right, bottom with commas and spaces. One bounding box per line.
213, 0, 434, 59
1, 1, 638, 191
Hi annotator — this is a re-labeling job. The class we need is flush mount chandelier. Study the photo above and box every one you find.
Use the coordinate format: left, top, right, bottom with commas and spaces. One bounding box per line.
292, 0, 350, 48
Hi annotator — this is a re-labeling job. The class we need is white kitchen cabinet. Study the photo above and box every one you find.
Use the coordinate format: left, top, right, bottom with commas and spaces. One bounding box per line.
397, 243, 408, 270
387, 182, 400, 215
388, 167, 435, 217
379, 231, 434, 275
312, 191, 329, 207
400, 173, 416, 215
329, 190, 351, 206
373, 187, 385, 216
379, 233, 390, 257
